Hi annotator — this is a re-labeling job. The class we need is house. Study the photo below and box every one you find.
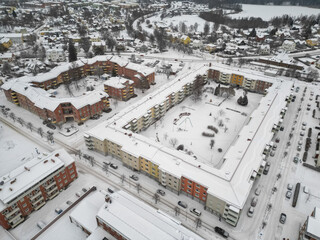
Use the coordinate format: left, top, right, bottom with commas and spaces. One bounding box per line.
0, 52, 14, 63
0, 38, 12, 49
282, 40, 296, 52
204, 43, 217, 53
192, 39, 203, 49
181, 35, 191, 45
306, 38, 319, 47
259, 44, 270, 55
104, 77, 134, 101
0, 33, 26, 45
0, 149, 78, 230
46, 48, 66, 62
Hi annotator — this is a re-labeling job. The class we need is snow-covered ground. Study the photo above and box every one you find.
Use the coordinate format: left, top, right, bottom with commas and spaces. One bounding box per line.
140, 14, 211, 34
142, 83, 262, 167
230, 4, 320, 21
0, 123, 46, 176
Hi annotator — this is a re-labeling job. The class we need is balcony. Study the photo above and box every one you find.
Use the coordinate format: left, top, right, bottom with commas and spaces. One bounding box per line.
30, 191, 42, 201
45, 181, 56, 190
47, 190, 59, 200
5, 207, 20, 218
9, 214, 24, 228
47, 186, 58, 196
32, 195, 44, 206
33, 200, 46, 211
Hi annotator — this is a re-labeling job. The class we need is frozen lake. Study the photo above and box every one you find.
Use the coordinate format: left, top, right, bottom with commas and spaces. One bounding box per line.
230, 4, 320, 20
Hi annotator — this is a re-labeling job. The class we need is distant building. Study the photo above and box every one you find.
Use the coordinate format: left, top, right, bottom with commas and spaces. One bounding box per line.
70, 190, 204, 240
0, 149, 77, 230
282, 40, 296, 52
0, 37, 12, 49
259, 44, 270, 55
46, 48, 66, 62
306, 38, 319, 47
104, 77, 134, 101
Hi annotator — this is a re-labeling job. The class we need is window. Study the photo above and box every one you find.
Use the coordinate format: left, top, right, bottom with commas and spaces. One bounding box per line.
70, 169, 74, 174
71, 174, 75, 179
195, 193, 199, 197
196, 184, 200, 188
58, 178, 62, 182
25, 208, 29, 212
64, 179, 68, 184
59, 183, 63, 187
195, 189, 199, 193
187, 189, 191, 193
22, 203, 27, 208
188, 185, 191, 188
188, 180, 192, 184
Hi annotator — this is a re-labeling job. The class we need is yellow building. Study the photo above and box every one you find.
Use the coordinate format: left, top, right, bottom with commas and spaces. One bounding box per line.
0, 38, 12, 49
306, 39, 319, 47
231, 74, 244, 86
181, 35, 191, 45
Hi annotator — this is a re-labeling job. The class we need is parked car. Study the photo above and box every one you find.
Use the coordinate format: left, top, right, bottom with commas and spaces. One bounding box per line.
157, 189, 165, 196
285, 191, 292, 199
251, 197, 258, 207
247, 206, 254, 217
130, 175, 139, 181
107, 187, 115, 193
302, 122, 307, 126
110, 163, 118, 169
279, 213, 287, 224
275, 138, 280, 143
66, 201, 73, 205
272, 144, 277, 150
270, 151, 275, 157
297, 145, 302, 151
263, 165, 270, 175
190, 208, 201, 216
293, 156, 299, 164
55, 208, 63, 214
214, 226, 229, 238
300, 131, 305, 136
287, 184, 293, 191
82, 187, 88, 193
178, 201, 187, 208
37, 221, 46, 229
76, 192, 82, 198
47, 123, 56, 130
255, 187, 261, 196
303, 186, 309, 194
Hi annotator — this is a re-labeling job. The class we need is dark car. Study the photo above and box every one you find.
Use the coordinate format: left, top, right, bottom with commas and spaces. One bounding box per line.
110, 163, 118, 169
178, 201, 187, 208
214, 226, 229, 238
157, 189, 165, 196
47, 123, 56, 130
130, 175, 139, 181
279, 213, 287, 224
263, 165, 270, 175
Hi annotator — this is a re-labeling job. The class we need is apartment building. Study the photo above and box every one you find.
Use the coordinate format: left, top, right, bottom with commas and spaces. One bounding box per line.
85, 64, 293, 226
70, 190, 204, 240
2, 80, 109, 124
0, 149, 77, 230
300, 207, 320, 240
104, 77, 134, 101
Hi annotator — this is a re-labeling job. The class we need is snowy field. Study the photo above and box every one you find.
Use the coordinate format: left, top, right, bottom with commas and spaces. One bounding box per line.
142, 82, 263, 167
0, 122, 46, 176
230, 4, 320, 21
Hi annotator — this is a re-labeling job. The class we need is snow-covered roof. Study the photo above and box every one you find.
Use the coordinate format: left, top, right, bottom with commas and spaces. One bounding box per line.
0, 149, 74, 210
2, 80, 108, 111
125, 62, 155, 77
97, 190, 204, 240
109, 55, 128, 67
104, 77, 133, 89
306, 207, 320, 238
70, 191, 105, 234
86, 62, 293, 209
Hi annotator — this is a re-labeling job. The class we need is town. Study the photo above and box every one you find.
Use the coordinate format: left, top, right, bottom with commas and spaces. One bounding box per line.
0, 0, 320, 240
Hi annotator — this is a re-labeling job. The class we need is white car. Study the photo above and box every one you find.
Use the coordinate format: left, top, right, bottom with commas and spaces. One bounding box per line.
247, 207, 254, 217
190, 208, 201, 216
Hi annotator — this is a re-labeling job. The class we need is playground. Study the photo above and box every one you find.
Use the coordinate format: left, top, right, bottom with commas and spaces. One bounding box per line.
142, 83, 263, 167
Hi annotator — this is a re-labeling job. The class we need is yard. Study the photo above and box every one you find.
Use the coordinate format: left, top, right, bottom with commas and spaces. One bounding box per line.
141, 82, 263, 167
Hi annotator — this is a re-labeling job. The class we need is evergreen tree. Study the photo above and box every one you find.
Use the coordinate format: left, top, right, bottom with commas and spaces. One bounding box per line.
214, 84, 220, 96
68, 39, 77, 62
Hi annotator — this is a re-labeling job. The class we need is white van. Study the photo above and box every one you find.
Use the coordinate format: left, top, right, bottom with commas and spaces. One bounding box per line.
37, 221, 46, 229
303, 186, 309, 194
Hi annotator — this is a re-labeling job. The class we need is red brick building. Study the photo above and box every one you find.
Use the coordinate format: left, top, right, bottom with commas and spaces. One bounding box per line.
0, 149, 77, 230
180, 176, 208, 202
104, 77, 134, 101
2, 81, 109, 124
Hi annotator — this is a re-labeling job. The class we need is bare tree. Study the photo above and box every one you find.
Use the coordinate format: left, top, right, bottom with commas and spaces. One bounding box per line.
136, 183, 141, 193
1, 108, 8, 117
153, 193, 160, 204
210, 139, 215, 149
38, 127, 44, 137
9, 112, 16, 122
103, 163, 109, 174
17, 117, 24, 126
169, 138, 178, 148
195, 218, 202, 229
27, 122, 33, 131
121, 174, 125, 184
174, 207, 180, 216
218, 109, 225, 116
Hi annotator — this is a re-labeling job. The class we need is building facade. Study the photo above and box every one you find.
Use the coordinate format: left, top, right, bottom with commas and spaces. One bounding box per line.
0, 149, 77, 230
104, 77, 134, 101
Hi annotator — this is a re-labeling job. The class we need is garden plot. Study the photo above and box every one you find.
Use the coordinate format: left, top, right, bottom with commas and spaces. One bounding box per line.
142, 84, 263, 167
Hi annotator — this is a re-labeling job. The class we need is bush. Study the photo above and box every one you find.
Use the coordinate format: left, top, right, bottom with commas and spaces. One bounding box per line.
202, 132, 215, 137
208, 125, 218, 134
177, 144, 184, 151
218, 148, 223, 152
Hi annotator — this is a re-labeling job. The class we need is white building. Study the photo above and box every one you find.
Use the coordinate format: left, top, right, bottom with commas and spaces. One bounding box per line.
70, 190, 204, 240
46, 48, 66, 62
282, 40, 296, 52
